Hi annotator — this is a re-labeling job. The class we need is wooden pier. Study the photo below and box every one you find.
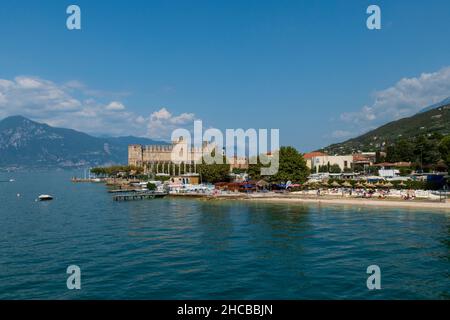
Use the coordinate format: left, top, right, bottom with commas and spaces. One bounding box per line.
112, 191, 168, 201
108, 188, 141, 193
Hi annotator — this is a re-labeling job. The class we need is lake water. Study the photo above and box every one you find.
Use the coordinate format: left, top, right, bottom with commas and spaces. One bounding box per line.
0, 170, 449, 299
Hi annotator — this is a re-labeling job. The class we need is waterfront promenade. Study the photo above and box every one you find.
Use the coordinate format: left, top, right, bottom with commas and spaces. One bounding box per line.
169, 192, 450, 210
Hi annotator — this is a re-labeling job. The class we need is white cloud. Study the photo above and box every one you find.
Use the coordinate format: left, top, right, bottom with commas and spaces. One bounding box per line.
147, 107, 196, 139
105, 101, 125, 111
0, 76, 82, 118
15, 76, 45, 89
340, 67, 450, 126
171, 112, 195, 124
0, 75, 197, 139
0, 92, 6, 105
150, 107, 172, 120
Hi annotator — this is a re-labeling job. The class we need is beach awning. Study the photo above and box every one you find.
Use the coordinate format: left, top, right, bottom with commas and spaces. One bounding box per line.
304, 180, 319, 188
342, 182, 352, 187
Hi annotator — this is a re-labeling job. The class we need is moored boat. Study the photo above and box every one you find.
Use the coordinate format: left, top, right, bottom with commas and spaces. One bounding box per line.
38, 194, 53, 201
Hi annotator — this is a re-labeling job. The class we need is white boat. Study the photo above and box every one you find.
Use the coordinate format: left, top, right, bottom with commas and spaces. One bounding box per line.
38, 194, 53, 201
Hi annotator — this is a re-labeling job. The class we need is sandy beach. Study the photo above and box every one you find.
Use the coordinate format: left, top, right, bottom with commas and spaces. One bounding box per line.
245, 195, 450, 210
169, 192, 450, 210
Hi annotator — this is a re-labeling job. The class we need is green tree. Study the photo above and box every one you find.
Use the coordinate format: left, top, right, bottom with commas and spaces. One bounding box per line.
198, 163, 230, 183
353, 164, 365, 173
439, 135, 450, 172
375, 151, 385, 164
232, 168, 246, 174
197, 156, 231, 183
247, 156, 263, 181
413, 135, 440, 168
329, 164, 342, 173
249, 146, 309, 183
90, 165, 143, 177
386, 139, 414, 163
385, 145, 398, 163
395, 139, 415, 162
146, 182, 157, 191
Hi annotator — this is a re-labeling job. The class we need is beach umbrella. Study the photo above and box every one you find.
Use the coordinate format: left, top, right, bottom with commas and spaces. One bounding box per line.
302, 180, 312, 189
342, 181, 352, 187
365, 183, 375, 188
256, 180, 269, 187
355, 182, 364, 188
384, 182, 394, 188
331, 181, 341, 187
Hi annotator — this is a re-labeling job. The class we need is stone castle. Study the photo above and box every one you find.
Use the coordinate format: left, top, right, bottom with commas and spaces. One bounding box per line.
128, 137, 249, 175
128, 138, 214, 174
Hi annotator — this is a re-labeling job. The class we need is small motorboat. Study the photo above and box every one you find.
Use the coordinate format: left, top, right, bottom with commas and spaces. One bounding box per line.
38, 194, 54, 201
9, 179, 15, 182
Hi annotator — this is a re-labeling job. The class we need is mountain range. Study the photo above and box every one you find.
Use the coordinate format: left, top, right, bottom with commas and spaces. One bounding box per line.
0, 116, 166, 168
323, 98, 450, 155
2, 96, 450, 168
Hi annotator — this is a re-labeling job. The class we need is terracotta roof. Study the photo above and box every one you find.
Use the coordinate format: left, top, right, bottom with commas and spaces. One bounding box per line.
303, 152, 327, 159
353, 154, 370, 161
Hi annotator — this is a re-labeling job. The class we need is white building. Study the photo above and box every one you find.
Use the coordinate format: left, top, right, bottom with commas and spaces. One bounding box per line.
378, 169, 400, 179
304, 152, 353, 173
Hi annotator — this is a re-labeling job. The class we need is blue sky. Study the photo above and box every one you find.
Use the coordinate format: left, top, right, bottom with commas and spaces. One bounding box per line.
1, 0, 450, 152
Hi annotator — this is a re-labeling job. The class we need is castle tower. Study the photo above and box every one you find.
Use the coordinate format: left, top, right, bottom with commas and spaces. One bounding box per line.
128, 145, 143, 166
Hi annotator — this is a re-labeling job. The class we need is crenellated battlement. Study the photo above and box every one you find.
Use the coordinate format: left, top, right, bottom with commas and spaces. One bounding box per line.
128, 141, 215, 167
143, 145, 174, 152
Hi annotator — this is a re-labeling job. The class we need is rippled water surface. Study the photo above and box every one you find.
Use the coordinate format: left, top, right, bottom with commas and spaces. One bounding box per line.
0, 170, 449, 299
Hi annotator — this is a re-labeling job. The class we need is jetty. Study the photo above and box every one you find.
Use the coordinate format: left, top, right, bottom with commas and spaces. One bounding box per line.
71, 177, 104, 183
112, 191, 168, 201
108, 188, 141, 193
